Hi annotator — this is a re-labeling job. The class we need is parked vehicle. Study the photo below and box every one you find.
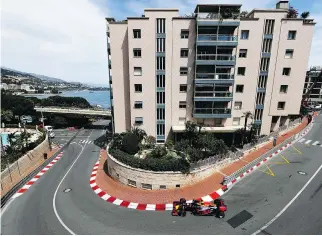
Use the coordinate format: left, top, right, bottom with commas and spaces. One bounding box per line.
44, 125, 53, 132
49, 131, 55, 138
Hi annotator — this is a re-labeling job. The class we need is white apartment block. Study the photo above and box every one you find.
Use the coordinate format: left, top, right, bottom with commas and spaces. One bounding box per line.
106, 1, 315, 143
303, 66, 322, 104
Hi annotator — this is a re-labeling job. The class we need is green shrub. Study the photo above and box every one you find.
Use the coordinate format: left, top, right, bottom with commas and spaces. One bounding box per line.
145, 135, 156, 148
165, 139, 174, 149
109, 148, 190, 173
121, 133, 139, 155
149, 146, 167, 159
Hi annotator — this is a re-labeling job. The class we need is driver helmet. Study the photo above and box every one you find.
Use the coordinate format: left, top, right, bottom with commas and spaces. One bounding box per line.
200, 199, 204, 205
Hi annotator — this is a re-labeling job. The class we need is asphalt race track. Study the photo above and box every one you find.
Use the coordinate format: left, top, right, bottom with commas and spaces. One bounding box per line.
1, 116, 322, 235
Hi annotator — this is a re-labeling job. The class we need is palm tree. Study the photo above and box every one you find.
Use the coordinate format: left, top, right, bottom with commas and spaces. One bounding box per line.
1, 109, 13, 122
301, 11, 310, 19
129, 126, 147, 142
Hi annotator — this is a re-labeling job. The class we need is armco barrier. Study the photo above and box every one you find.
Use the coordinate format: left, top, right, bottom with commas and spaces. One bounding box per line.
222, 121, 310, 186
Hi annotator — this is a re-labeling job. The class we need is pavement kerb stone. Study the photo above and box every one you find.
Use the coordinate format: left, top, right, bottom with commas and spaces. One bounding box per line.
89, 116, 316, 211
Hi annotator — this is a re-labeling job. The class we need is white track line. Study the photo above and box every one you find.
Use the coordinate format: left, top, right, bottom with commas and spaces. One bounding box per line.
53, 130, 93, 235
305, 140, 312, 144
253, 163, 322, 235
312, 141, 319, 146
298, 138, 305, 143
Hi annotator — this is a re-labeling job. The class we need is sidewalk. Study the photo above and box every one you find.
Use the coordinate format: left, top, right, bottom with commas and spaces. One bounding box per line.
95, 115, 312, 204
1, 147, 59, 198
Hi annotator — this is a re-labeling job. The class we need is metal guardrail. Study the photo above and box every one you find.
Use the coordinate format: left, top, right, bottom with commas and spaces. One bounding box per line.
222, 121, 308, 185
0, 129, 80, 208
34, 107, 111, 116
190, 118, 302, 171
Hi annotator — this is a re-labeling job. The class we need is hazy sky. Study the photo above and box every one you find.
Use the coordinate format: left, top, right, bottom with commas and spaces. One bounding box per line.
1, 0, 321, 85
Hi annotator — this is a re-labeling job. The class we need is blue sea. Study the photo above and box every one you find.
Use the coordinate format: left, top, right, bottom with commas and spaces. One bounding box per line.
25, 90, 111, 109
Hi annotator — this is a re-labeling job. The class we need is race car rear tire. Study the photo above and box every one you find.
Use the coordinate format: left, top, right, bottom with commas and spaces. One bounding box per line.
217, 211, 225, 218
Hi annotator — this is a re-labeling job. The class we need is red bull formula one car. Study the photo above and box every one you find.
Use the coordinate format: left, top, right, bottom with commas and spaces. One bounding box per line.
171, 198, 227, 218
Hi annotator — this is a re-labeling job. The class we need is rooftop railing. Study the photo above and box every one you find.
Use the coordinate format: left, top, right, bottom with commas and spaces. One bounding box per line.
197, 13, 240, 20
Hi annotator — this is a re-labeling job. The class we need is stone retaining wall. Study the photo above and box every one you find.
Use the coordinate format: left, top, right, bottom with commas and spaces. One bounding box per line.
1, 136, 50, 180
106, 150, 233, 190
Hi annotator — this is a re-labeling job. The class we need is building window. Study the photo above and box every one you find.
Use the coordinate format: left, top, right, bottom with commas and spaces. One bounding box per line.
160, 185, 167, 189
254, 109, 263, 120
236, 85, 244, 93
277, 102, 286, 110
264, 19, 275, 34
237, 67, 246, 76
135, 117, 143, 125
234, 101, 242, 110
157, 123, 165, 135
180, 67, 188, 76
133, 48, 141, 57
141, 183, 152, 190
260, 58, 270, 71
285, 49, 294, 59
133, 29, 141, 39
288, 30, 296, 40
128, 179, 136, 187
233, 117, 241, 126
280, 85, 288, 93
134, 84, 142, 92
282, 68, 291, 76
179, 117, 185, 125
241, 30, 249, 39
180, 84, 187, 92
157, 92, 165, 104
180, 49, 189, 58
157, 57, 165, 70
156, 74, 165, 88
157, 108, 165, 120
156, 18, 166, 34
181, 30, 189, 39
134, 101, 143, 109
134, 67, 142, 76
157, 38, 165, 52
179, 101, 186, 109
239, 49, 247, 58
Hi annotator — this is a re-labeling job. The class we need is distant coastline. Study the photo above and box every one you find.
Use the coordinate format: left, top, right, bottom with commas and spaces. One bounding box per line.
23, 90, 111, 109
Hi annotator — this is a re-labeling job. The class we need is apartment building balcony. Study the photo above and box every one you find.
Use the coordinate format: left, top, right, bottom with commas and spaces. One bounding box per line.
193, 108, 232, 118
194, 91, 233, 102
197, 34, 238, 46
196, 54, 236, 66
197, 14, 240, 26
195, 73, 234, 84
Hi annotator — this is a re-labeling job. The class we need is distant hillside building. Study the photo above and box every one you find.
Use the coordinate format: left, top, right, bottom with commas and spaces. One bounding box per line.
0, 83, 8, 90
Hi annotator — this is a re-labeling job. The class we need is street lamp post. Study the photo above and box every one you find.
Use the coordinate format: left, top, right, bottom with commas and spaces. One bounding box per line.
41, 110, 45, 127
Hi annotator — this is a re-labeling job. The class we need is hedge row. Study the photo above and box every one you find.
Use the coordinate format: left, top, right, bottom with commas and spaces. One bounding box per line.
109, 148, 190, 173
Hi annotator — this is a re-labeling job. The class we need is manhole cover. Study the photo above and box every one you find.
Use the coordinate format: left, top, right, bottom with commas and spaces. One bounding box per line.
63, 188, 72, 193
297, 171, 307, 175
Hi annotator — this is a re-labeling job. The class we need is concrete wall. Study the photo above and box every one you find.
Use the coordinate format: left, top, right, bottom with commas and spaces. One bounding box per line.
109, 23, 131, 134
171, 19, 196, 125
107, 149, 232, 190
1, 136, 50, 179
